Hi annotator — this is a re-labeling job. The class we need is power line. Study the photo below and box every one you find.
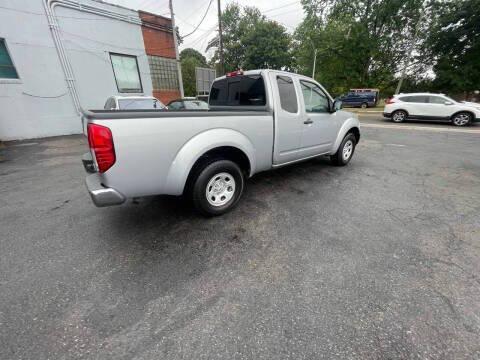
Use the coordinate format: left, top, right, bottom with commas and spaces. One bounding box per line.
176, 16, 210, 31
262, 1, 300, 14
0, 4, 129, 21
181, 24, 218, 48
181, 0, 214, 21
181, 0, 214, 38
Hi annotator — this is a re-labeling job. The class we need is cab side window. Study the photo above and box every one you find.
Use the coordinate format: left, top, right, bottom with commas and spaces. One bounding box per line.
300, 80, 329, 113
276, 76, 298, 113
400, 96, 428, 103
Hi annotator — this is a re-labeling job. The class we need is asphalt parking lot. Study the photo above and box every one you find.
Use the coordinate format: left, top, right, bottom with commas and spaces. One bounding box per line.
1, 117, 479, 359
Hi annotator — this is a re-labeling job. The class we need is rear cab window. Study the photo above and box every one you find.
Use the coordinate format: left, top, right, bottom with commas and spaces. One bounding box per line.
209, 75, 266, 106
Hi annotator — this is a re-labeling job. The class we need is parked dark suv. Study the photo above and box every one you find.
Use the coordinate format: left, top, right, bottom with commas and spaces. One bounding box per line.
338, 93, 376, 108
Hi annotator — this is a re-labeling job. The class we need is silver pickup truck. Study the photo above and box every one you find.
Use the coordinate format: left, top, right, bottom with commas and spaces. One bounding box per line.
82, 70, 360, 216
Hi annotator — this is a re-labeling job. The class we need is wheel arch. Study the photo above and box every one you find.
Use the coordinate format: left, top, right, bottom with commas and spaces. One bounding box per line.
184, 146, 251, 194
331, 117, 361, 154
450, 110, 474, 121
392, 108, 409, 116
164, 129, 255, 195
347, 126, 360, 143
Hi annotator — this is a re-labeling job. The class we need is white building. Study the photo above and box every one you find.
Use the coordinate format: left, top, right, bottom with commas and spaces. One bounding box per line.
0, 0, 181, 140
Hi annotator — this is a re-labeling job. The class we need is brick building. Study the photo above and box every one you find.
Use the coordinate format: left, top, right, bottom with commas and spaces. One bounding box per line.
139, 10, 181, 104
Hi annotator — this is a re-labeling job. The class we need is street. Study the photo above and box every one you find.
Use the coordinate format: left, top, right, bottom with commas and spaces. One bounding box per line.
1, 116, 479, 359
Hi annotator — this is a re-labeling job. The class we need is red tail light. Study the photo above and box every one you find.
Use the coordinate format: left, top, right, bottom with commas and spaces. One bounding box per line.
87, 123, 115, 173
385, 97, 397, 104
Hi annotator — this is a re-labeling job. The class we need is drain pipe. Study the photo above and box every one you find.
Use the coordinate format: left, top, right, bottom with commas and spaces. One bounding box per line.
43, 0, 145, 115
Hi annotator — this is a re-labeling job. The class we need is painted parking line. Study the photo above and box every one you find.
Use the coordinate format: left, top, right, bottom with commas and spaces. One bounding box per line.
385, 143, 407, 147
361, 122, 480, 134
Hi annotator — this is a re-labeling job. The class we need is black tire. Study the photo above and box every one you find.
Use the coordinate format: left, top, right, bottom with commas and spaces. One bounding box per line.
330, 133, 356, 166
391, 110, 407, 123
361, 102, 368, 109
190, 159, 244, 216
451, 112, 472, 127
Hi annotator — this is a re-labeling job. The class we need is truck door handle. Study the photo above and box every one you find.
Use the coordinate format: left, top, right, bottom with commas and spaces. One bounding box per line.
304, 118, 313, 125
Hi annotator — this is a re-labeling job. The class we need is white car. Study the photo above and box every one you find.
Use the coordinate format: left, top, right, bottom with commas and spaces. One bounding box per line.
383, 93, 480, 126
103, 96, 165, 110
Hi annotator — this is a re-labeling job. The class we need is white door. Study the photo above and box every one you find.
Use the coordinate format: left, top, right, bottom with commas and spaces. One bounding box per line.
401, 95, 430, 116
298, 80, 339, 156
427, 95, 453, 119
270, 73, 303, 164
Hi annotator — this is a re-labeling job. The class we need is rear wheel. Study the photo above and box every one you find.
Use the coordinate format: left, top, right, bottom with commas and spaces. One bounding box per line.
391, 110, 407, 123
361, 102, 368, 109
452, 112, 471, 127
330, 133, 356, 166
190, 159, 244, 216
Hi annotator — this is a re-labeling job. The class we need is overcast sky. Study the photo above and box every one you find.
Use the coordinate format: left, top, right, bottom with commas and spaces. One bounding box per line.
107, 0, 305, 58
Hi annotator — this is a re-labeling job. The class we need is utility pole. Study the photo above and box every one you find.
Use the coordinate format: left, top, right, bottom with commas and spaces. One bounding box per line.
308, 37, 317, 80
217, 0, 224, 75
169, 0, 184, 97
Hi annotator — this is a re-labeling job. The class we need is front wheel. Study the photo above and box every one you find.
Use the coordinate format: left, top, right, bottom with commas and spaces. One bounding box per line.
452, 112, 472, 127
361, 102, 368, 109
330, 133, 356, 166
191, 159, 244, 216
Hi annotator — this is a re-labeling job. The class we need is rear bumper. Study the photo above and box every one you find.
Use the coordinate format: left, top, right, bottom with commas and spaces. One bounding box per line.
85, 172, 125, 207
383, 112, 392, 118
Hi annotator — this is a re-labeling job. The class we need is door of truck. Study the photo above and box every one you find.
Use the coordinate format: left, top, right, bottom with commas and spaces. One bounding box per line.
297, 79, 339, 156
269, 73, 303, 164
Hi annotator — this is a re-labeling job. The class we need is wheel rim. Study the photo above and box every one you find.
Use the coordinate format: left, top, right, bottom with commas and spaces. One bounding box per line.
206, 172, 236, 207
393, 112, 405, 122
342, 140, 354, 161
361, 103, 367, 108
453, 113, 470, 126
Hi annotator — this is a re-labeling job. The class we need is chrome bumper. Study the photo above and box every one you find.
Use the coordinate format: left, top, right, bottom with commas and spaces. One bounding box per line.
85, 173, 125, 207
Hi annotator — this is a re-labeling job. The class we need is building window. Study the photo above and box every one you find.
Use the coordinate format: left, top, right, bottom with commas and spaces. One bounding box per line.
0, 39, 19, 79
110, 53, 143, 93
148, 55, 179, 91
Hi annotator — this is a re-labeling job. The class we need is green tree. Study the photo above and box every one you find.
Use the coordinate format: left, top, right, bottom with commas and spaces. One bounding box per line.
180, 48, 207, 97
212, 4, 293, 73
425, 0, 480, 97
294, 0, 428, 96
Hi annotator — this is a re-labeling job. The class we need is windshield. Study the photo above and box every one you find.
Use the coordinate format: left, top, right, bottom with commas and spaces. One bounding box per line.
118, 98, 165, 110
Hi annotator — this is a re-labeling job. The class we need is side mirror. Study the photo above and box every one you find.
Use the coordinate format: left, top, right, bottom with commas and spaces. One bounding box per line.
444, 101, 453, 105
332, 99, 343, 112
